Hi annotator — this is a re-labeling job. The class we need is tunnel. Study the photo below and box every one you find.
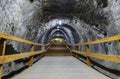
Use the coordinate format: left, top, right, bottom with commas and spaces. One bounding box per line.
0, 0, 120, 79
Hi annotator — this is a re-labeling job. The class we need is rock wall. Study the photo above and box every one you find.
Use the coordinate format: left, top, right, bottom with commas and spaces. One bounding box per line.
0, 0, 120, 78
0, 0, 43, 76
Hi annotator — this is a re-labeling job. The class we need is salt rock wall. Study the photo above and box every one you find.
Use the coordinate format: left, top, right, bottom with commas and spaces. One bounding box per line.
0, 0, 43, 76
0, 0, 120, 79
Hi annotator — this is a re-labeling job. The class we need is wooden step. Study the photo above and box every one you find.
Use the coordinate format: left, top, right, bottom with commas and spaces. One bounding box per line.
45, 38, 71, 56
48, 47, 68, 50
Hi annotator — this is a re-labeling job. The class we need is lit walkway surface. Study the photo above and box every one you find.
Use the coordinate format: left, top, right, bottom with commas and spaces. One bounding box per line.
11, 56, 111, 79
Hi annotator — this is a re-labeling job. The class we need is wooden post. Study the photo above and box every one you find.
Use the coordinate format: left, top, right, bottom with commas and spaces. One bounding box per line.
76, 46, 78, 50
0, 38, 7, 79
67, 45, 72, 56
70, 49, 73, 56
75, 54, 79, 59
29, 45, 34, 67
76, 46, 79, 59
39, 46, 42, 60
86, 45, 92, 67
119, 40, 120, 47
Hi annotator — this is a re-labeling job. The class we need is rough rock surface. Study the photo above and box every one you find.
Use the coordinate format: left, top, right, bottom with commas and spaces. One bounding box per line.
0, 0, 120, 78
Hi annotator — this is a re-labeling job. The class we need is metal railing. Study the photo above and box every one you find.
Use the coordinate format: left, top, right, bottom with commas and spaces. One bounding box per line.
69, 35, 120, 66
0, 32, 49, 79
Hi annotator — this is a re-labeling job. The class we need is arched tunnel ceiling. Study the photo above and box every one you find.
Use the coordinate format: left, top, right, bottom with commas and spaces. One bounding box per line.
22, 0, 111, 45
1, 0, 120, 78
35, 0, 109, 26
41, 24, 79, 44
31, 0, 109, 44
0, 0, 112, 49
27, 1, 120, 78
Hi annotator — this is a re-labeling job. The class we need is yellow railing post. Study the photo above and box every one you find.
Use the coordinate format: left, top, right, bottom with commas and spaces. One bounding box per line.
64, 42, 72, 56
119, 40, 120, 47
29, 44, 34, 67
39, 46, 42, 60
0, 38, 7, 79
86, 45, 92, 67
77, 46, 79, 51
75, 46, 79, 59
69, 46, 72, 56
76, 54, 79, 59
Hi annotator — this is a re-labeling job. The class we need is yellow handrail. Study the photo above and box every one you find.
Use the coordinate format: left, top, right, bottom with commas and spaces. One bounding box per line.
63, 40, 72, 55
0, 51, 43, 64
0, 32, 45, 46
0, 32, 48, 78
1, 32, 120, 78
71, 35, 120, 46
69, 35, 120, 66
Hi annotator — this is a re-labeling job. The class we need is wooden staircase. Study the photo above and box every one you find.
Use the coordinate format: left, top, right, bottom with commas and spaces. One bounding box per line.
45, 39, 71, 56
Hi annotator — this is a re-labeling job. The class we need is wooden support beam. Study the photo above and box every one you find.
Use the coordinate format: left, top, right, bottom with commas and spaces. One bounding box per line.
89, 53, 120, 63
0, 38, 7, 79
39, 46, 43, 59
86, 45, 92, 67
74, 46, 78, 59
63, 41, 72, 55
75, 54, 79, 59
39, 54, 43, 60
72, 50, 86, 57
73, 50, 120, 63
70, 35, 120, 46
119, 40, 120, 48
0, 32, 47, 78
0, 32, 44, 46
76, 46, 79, 50
0, 51, 43, 64
29, 45, 34, 67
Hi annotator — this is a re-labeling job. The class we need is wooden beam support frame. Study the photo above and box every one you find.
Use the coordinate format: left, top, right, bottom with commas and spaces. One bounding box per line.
86, 45, 92, 67
29, 45, 34, 67
0, 51, 43, 64
71, 40, 120, 65
69, 35, 120, 66
1, 32, 120, 78
39, 46, 43, 60
75, 46, 79, 59
75, 54, 79, 59
0, 33, 44, 46
63, 40, 72, 56
72, 35, 120, 46
0, 32, 49, 78
72, 50, 86, 57
0, 38, 7, 79
76, 46, 79, 50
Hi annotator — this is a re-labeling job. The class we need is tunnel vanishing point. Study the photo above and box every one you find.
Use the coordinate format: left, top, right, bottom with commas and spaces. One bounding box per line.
0, 0, 120, 79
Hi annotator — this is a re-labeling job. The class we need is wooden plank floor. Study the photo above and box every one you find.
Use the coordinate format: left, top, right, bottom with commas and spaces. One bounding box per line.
11, 56, 111, 79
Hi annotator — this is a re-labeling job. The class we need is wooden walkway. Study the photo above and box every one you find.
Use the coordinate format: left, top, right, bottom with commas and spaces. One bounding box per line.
11, 56, 111, 79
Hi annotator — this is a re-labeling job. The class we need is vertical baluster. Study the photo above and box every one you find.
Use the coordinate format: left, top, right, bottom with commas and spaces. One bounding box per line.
29, 44, 34, 67
0, 38, 7, 79
69, 45, 72, 56
39, 46, 42, 60
75, 46, 79, 59
76, 54, 79, 59
86, 45, 92, 67
119, 40, 120, 47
